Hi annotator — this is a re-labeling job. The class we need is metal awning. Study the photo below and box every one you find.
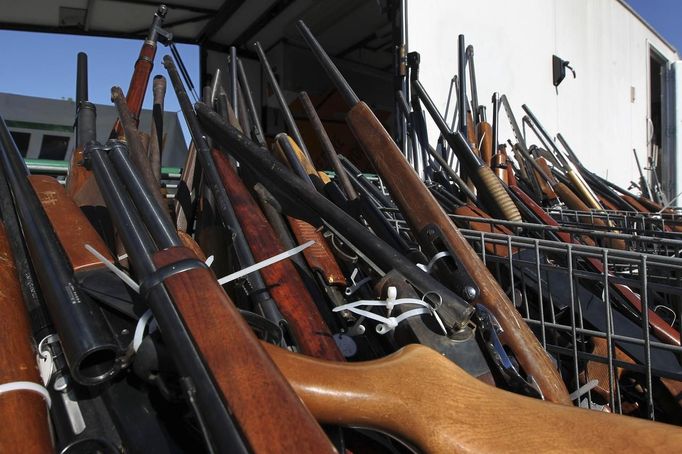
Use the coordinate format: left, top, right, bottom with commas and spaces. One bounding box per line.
0, 0, 395, 71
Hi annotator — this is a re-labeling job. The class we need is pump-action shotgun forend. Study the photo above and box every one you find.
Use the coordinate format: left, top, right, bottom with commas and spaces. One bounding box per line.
294, 20, 570, 404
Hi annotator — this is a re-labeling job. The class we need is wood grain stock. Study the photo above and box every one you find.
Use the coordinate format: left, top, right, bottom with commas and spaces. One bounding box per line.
29, 175, 113, 272
0, 223, 53, 454
152, 246, 335, 453
273, 138, 347, 286
345, 101, 571, 405
264, 341, 682, 454
112, 41, 156, 138
210, 148, 344, 361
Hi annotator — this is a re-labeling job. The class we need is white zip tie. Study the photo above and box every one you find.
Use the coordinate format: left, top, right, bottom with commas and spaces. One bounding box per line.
416, 251, 452, 273
133, 309, 155, 353
568, 379, 600, 401
334, 286, 440, 334
217, 240, 315, 285
0, 381, 51, 408
85, 244, 140, 293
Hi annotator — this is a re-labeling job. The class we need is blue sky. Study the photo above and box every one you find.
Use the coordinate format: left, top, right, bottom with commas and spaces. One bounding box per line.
0, 30, 199, 114
625, 0, 682, 53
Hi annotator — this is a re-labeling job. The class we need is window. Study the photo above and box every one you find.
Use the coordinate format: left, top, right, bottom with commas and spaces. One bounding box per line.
9, 131, 30, 157
39, 134, 70, 160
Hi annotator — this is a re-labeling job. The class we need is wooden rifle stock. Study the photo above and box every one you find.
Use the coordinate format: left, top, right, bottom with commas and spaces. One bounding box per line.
345, 101, 570, 404
491, 147, 509, 184
209, 147, 345, 361
152, 246, 335, 453
29, 175, 114, 271
0, 223, 53, 454
263, 341, 682, 454
273, 136, 348, 286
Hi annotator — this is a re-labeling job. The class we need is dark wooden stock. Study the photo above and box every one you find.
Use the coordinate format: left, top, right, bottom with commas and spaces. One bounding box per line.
621, 194, 651, 213
273, 138, 348, 286
29, 175, 113, 271
112, 40, 156, 137
0, 223, 53, 454
264, 341, 682, 454
210, 148, 344, 361
345, 101, 571, 405
509, 184, 680, 347
153, 246, 335, 453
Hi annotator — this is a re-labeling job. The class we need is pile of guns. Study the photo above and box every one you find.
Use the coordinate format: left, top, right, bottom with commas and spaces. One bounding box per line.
1, 5, 681, 453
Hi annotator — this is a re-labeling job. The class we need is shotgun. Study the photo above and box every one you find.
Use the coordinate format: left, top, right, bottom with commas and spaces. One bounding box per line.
85, 139, 335, 453
412, 80, 522, 222
209, 144, 345, 360
296, 20, 569, 403
0, 115, 123, 386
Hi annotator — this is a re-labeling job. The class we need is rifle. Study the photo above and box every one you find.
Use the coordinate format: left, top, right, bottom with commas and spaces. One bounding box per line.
111, 5, 171, 139
0, 222, 53, 454
263, 340, 682, 454
85, 139, 335, 453
297, 20, 570, 402
209, 143, 345, 360
163, 56, 289, 331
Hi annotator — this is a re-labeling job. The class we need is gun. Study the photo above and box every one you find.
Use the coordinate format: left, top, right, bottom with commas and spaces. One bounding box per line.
111, 5, 171, 139
0, 115, 123, 386
0, 222, 53, 454
263, 340, 682, 453
297, 20, 569, 403
208, 143, 345, 360
111, 86, 168, 216
85, 139, 335, 453
412, 80, 522, 222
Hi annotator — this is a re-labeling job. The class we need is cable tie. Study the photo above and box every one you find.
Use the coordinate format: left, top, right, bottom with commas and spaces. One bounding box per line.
85, 244, 140, 293
416, 251, 452, 273
0, 381, 51, 408
217, 240, 314, 285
